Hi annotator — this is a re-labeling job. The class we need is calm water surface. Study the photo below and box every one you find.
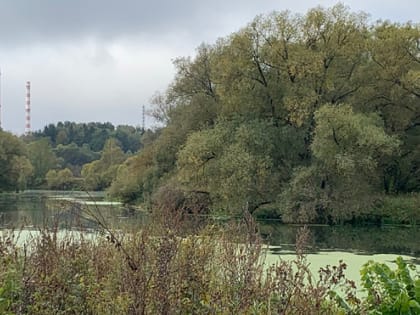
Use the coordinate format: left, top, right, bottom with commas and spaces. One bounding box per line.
1, 190, 418, 284
0, 190, 137, 229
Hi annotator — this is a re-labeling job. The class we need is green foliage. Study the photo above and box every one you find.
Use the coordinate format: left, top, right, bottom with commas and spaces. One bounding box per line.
20, 122, 144, 191
361, 257, 420, 314
0, 234, 22, 314
312, 104, 400, 174
113, 125, 142, 153
0, 131, 33, 192
279, 166, 324, 223
105, 4, 419, 223
46, 168, 78, 190
32, 121, 143, 153
27, 138, 58, 187
108, 145, 157, 203
177, 119, 304, 214
82, 138, 126, 190
54, 143, 99, 171
280, 104, 400, 223
312, 104, 399, 221
376, 194, 420, 225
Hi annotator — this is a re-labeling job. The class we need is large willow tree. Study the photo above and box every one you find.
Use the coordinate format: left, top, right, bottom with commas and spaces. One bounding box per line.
110, 4, 420, 223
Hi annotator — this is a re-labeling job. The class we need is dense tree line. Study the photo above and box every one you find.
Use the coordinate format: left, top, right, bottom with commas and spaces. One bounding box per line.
31, 121, 143, 153
0, 122, 148, 192
109, 4, 420, 224
25, 122, 146, 187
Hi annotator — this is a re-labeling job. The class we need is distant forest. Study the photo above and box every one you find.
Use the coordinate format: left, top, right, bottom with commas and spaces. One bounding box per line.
1, 4, 419, 224
0, 121, 158, 192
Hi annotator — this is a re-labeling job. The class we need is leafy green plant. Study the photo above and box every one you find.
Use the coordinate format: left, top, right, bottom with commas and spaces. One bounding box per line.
0, 232, 24, 314
360, 256, 420, 314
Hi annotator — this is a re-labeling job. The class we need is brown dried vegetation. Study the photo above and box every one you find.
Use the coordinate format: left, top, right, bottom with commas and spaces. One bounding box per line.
0, 209, 362, 314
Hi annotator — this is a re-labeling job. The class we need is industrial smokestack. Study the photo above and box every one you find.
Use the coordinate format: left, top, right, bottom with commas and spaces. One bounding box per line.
25, 81, 31, 135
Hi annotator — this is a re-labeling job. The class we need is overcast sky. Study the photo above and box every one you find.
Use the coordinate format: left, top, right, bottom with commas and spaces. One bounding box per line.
0, 0, 418, 134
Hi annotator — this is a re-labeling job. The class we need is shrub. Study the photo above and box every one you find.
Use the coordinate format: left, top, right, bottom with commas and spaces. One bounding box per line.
377, 194, 420, 225
361, 256, 420, 314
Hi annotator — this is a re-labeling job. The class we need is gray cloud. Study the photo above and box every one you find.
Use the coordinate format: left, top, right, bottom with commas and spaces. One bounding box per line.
1, 0, 418, 45
0, 0, 250, 45
0, 0, 418, 134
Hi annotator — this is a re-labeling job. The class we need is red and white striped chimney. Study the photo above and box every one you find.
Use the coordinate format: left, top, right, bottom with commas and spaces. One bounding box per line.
25, 81, 31, 135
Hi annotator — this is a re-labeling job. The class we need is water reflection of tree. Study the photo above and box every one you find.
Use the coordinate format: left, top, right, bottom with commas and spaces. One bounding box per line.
0, 193, 46, 227
0, 192, 146, 232
2, 193, 419, 258
259, 222, 420, 256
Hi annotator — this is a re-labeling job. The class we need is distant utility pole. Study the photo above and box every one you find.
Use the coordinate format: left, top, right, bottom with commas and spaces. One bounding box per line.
142, 105, 145, 134
25, 81, 31, 135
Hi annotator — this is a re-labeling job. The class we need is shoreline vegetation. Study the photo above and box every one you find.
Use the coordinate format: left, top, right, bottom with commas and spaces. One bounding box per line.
0, 4, 418, 226
0, 208, 419, 314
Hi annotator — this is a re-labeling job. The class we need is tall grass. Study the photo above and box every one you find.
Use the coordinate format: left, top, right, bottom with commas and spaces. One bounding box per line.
0, 206, 363, 314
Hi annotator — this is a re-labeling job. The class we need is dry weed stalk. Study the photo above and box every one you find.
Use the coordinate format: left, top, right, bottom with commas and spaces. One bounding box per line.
0, 205, 361, 314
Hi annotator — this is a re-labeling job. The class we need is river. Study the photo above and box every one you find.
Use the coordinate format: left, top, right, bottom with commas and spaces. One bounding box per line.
1, 190, 418, 285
